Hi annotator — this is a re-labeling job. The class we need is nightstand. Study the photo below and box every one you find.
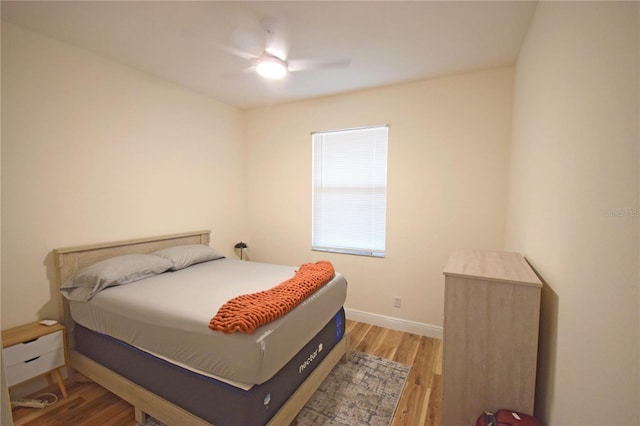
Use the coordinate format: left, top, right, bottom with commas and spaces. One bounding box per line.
2, 322, 68, 399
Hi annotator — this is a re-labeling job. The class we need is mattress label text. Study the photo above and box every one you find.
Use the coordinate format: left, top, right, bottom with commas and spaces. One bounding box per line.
299, 343, 323, 374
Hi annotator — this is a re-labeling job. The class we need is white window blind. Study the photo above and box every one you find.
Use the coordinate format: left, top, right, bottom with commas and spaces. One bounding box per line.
312, 125, 388, 257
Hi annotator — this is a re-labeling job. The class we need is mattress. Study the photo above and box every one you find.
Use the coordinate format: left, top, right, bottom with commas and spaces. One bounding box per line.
68, 258, 347, 386
74, 309, 346, 425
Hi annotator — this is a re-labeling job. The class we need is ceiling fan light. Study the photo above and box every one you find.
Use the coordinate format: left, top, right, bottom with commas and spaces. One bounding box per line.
256, 57, 287, 79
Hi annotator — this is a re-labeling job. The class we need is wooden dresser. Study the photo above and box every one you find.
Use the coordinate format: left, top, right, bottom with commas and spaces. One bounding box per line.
442, 250, 542, 426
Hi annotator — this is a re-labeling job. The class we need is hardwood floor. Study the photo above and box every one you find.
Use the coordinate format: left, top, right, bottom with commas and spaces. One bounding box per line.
10, 320, 442, 426
347, 321, 443, 426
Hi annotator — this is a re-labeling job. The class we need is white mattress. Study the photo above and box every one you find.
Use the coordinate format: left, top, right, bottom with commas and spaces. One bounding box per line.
68, 258, 347, 387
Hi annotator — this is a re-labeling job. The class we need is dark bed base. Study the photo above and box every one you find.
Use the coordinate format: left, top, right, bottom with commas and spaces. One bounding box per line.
74, 308, 346, 425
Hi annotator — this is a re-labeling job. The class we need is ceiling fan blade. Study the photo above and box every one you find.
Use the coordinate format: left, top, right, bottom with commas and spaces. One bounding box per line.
220, 65, 257, 79
287, 55, 352, 73
261, 16, 289, 60
219, 44, 259, 62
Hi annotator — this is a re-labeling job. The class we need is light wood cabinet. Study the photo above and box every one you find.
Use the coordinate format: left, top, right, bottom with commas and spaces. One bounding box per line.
442, 250, 542, 426
2, 322, 68, 399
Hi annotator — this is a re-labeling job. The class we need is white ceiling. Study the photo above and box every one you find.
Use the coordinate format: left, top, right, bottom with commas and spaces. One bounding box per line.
1, 1, 537, 110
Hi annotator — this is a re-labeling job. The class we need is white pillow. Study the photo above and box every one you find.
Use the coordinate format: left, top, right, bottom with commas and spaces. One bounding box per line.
152, 244, 225, 271
61, 254, 173, 301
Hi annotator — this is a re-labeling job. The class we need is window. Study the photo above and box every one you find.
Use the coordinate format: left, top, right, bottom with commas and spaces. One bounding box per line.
312, 125, 388, 257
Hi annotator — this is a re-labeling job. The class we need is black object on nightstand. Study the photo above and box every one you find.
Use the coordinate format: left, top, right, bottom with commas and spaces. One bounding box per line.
234, 241, 248, 260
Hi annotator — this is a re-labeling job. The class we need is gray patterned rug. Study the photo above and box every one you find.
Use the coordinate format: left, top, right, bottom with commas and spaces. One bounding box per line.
293, 351, 410, 426
140, 351, 409, 426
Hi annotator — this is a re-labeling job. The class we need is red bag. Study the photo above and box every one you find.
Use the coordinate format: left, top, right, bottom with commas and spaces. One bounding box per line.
476, 410, 542, 426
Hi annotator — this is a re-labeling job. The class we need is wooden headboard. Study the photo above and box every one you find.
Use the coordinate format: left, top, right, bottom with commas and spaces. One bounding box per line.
53, 230, 210, 330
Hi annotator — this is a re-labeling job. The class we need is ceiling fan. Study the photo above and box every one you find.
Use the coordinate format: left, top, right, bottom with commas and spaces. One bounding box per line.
222, 17, 351, 79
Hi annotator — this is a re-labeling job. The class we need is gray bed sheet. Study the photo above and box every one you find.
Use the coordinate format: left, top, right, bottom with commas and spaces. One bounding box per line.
68, 258, 347, 387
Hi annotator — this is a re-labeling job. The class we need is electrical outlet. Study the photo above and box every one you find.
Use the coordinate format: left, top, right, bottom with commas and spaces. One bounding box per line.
393, 296, 401, 308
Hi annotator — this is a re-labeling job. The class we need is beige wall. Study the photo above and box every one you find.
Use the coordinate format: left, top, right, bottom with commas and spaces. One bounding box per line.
1, 23, 247, 329
244, 68, 514, 330
0, 20, 11, 422
505, 2, 639, 425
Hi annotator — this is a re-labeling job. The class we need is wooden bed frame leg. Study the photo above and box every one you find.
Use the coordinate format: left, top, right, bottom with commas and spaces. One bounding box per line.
342, 333, 351, 362
134, 407, 148, 423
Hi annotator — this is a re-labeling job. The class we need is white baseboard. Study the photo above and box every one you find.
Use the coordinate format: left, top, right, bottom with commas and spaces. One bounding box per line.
344, 308, 443, 340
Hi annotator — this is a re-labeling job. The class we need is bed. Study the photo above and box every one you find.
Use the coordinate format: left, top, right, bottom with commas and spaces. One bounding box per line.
53, 230, 350, 425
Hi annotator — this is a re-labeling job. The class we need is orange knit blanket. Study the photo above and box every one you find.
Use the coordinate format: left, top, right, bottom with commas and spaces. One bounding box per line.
209, 261, 335, 334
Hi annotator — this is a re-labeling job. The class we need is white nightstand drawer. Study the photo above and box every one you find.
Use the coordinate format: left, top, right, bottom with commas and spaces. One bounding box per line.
4, 347, 65, 387
3, 330, 64, 367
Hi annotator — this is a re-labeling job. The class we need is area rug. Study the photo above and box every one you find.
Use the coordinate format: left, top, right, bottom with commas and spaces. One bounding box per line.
292, 351, 410, 426
139, 351, 410, 426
